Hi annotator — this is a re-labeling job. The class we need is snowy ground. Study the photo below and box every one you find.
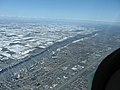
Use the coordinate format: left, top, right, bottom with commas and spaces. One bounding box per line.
0, 23, 97, 60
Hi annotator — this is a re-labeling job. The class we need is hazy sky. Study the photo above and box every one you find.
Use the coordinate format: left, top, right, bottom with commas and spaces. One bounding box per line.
0, 0, 120, 22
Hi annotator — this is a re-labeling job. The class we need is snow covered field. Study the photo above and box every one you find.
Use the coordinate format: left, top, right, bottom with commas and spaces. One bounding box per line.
0, 23, 97, 60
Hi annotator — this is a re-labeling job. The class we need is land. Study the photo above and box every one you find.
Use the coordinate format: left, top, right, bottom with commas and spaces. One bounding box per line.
0, 21, 120, 90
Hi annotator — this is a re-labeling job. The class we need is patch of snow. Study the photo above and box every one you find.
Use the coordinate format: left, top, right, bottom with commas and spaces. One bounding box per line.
72, 65, 84, 71
52, 51, 55, 55
63, 76, 68, 79
56, 48, 61, 51
50, 86, 53, 89
0, 52, 11, 57
21, 49, 34, 55
52, 84, 58, 87
72, 38, 84, 43
7, 44, 26, 53
51, 56, 58, 59
57, 77, 60, 80
16, 74, 20, 79
72, 67, 78, 70
91, 33, 98, 37
0, 68, 2, 71
57, 37, 68, 42
39, 46, 46, 49
0, 48, 2, 51
46, 41, 53, 46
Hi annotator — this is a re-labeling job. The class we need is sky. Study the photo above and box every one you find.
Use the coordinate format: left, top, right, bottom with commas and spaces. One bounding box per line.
0, 0, 120, 22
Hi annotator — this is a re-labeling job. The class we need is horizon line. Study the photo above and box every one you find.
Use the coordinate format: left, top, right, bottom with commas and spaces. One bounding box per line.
0, 15, 120, 23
